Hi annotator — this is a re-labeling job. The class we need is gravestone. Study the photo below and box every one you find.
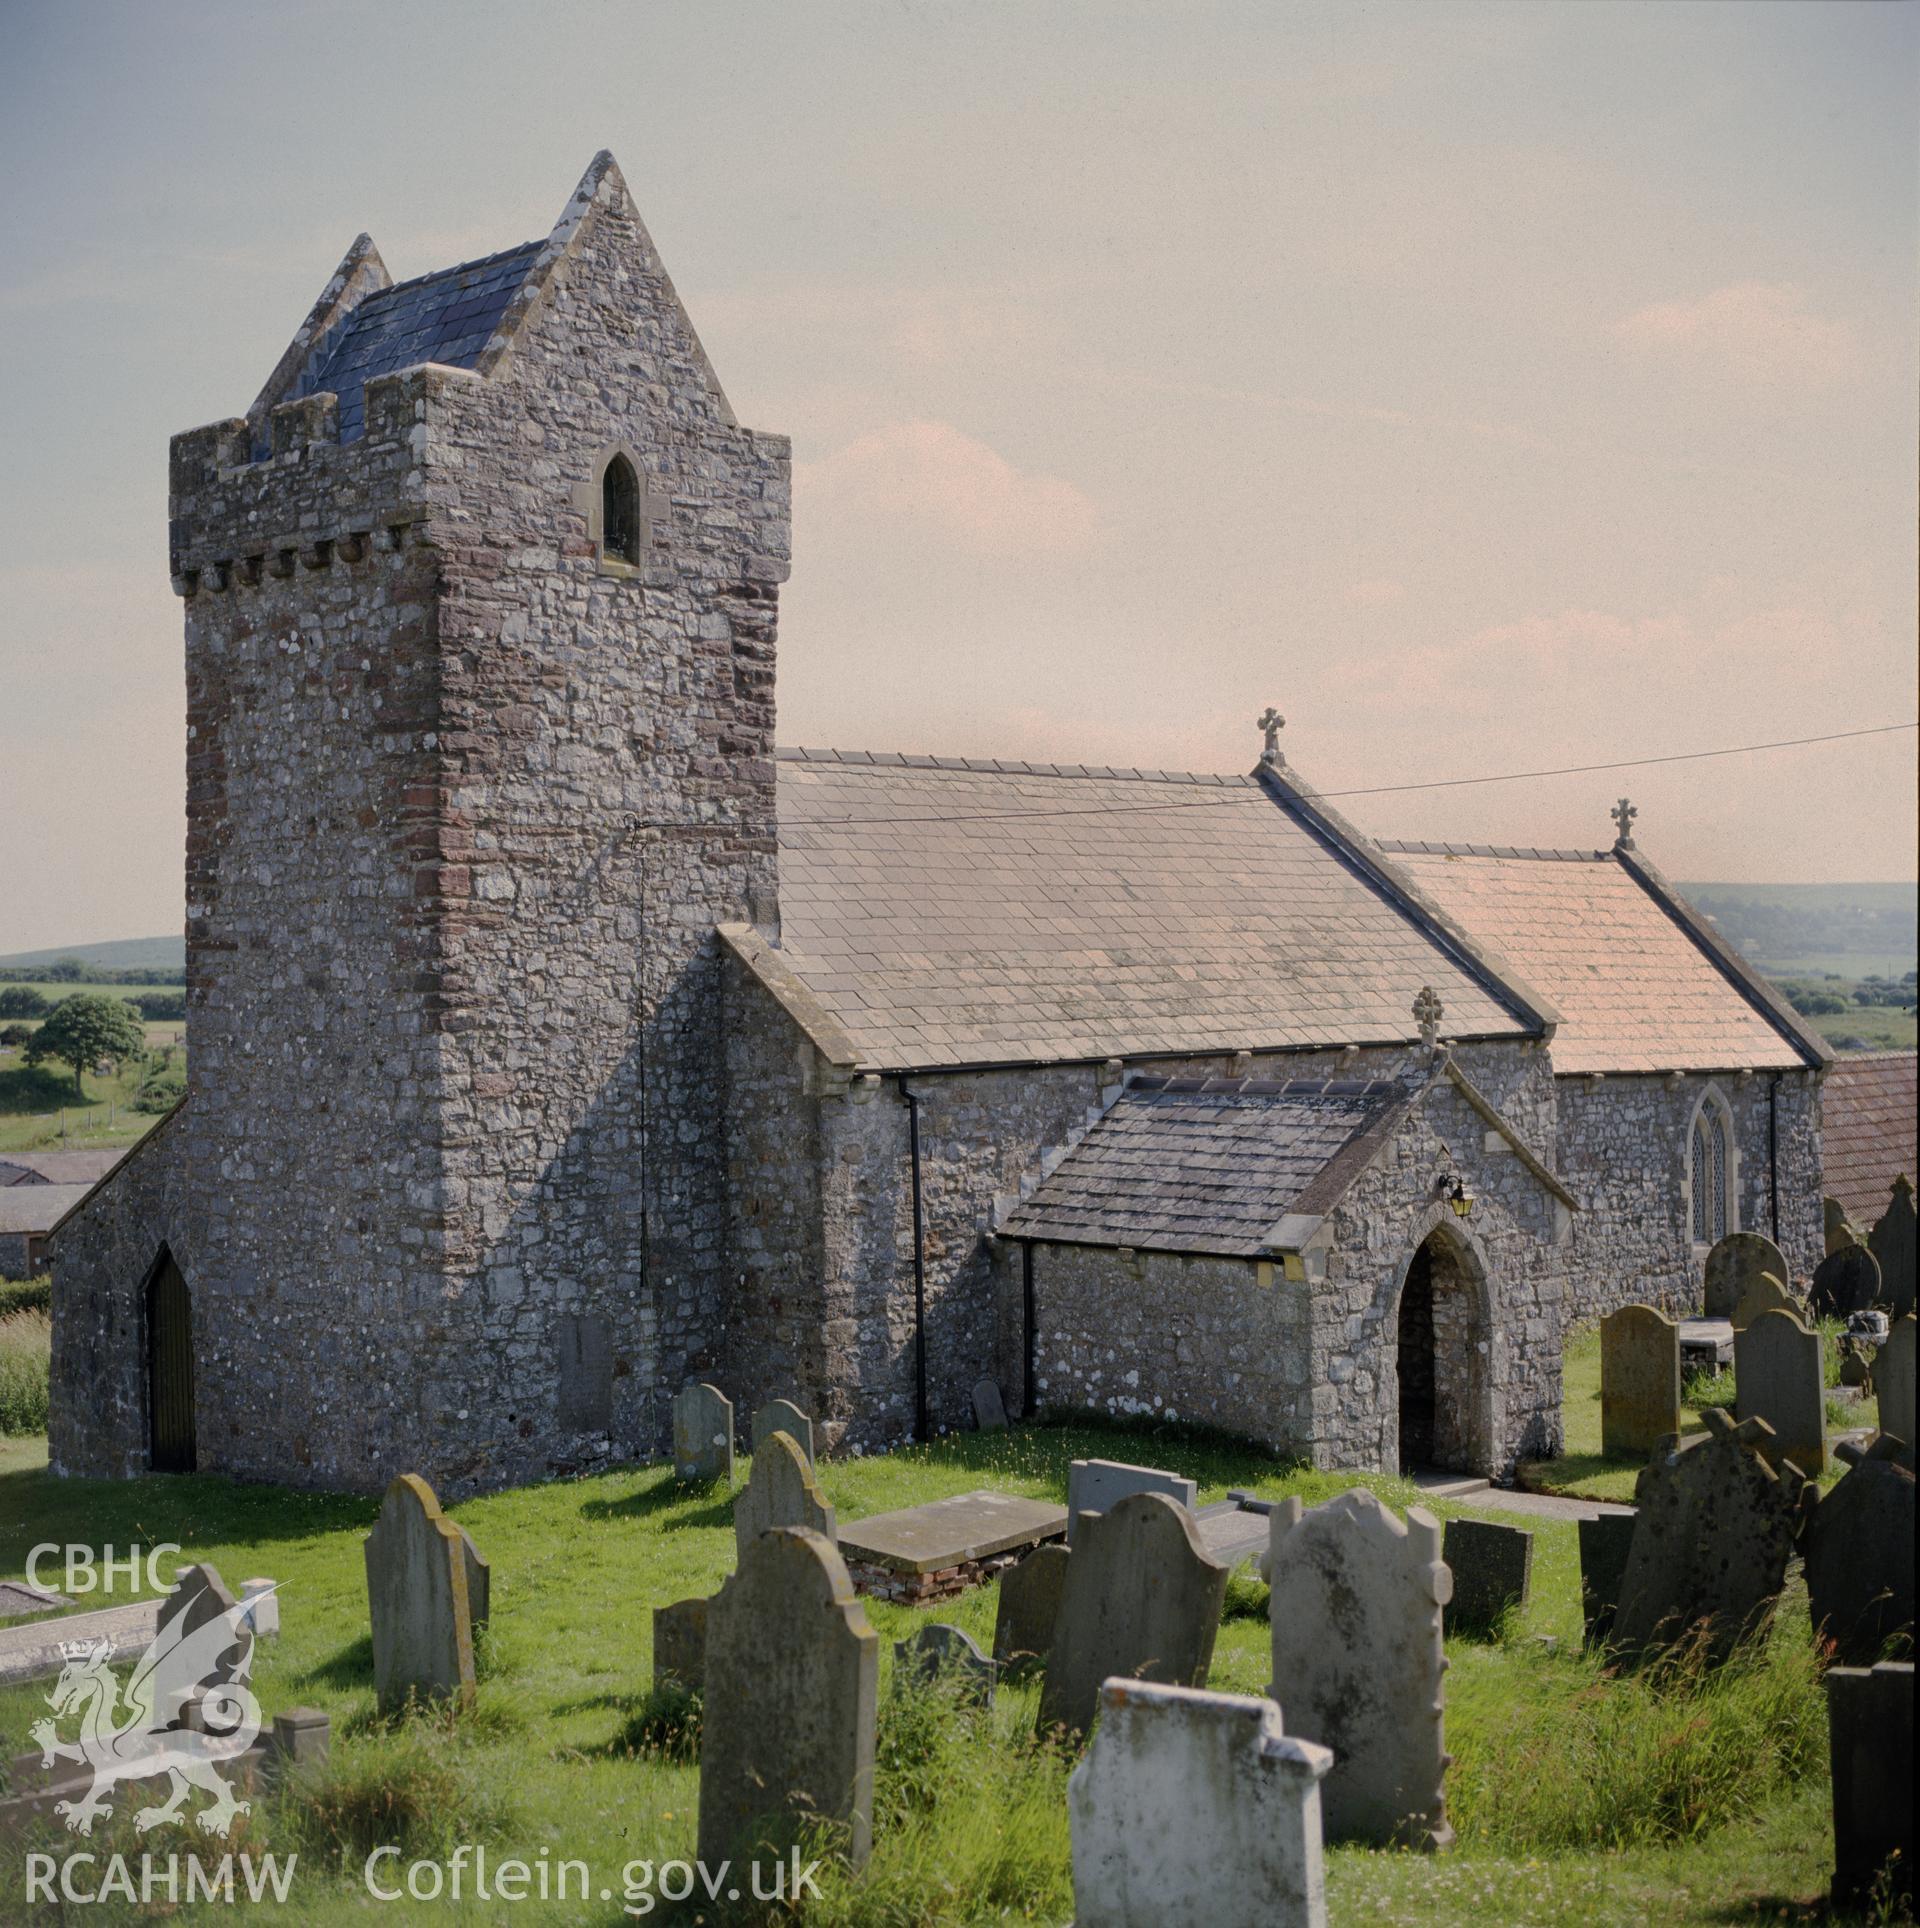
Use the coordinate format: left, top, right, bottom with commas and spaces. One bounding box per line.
1800, 1437, 1916, 1667
1878, 1315, 1916, 1448
1827, 1660, 1914, 1910
1267, 1489, 1453, 1850
1068, 1679, 1333, 1928
1825, 1195, 1859, 1258
1039, 1493, 1228, 1743
556, 1311, 613, 1432
1734, 1307, 1826, 1475
1811, 1245, 1882, 1321
653, 1596, 708, 1693
751, 1398, 815, 1467
972, 1378, 1007, 1431
892, 1623, 996, 1707
698, 1527, 878, 1872
672, 1382, 735, 1483
1441, 1518, 1533, 1634
1066, 1459, 1197, 1546
735, 1429, 834, 1559
1577, 1511, 1638, 1650
158, 1563, 245, 1695
1730, 1271, 1796, 1331
239, 1578, 280, 1640
994, 1541, 1069, 1677
1704, 1232, 1789, 1320
1600, 1304, 1681, 1457
1610, 1408, 1803, 1668
1870, 1175, 1917, 1319
363, 1474, 477, 1713
458, 1528, 490, 1633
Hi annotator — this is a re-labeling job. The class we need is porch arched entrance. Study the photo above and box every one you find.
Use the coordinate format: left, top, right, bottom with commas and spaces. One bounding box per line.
1395, 1225, 1492, 1475
145, 1247, 196, 1473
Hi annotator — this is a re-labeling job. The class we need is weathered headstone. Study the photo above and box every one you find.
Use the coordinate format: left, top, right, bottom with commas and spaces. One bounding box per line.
972, 1378, 1007, 1431
1731, 1271, 1797, 1331
158, 1563, 244, 1695
239, 1578, 280, 1640
1870, 1175, 1917, 1320
1800, 1437, 1916, 1667
1441, 1518, 1533, 1634
751, 1398, 815, 1467
1577, 1511, 1638, 1650
893, 1623, 996, 1707
1811, 1245, 1882, 1321
1039, 1492, 1228, 1743
1735, 1307, 1827, 1476
1068, 1679, 1333, 1928
734, 1428, 834, 1559
994, 1541, 1069, 1676
1611, 1408, 1803, 1668
1827, 1660, 1915, 1910
1600, 1304, 1681, 1458
458, 1528, 490, 1634
363, 1474, 477, 1713
1825, 1195, 1859, 1258
1266, 1489, 1453, 1849
653, 1596, 708, 1693
1878, 1314, 1916, 1448
698, 1527, 878, 1872
1704, 1232, 1789, 1319
1066, 1458, 1197, 1546
673, 1382, 735, 1483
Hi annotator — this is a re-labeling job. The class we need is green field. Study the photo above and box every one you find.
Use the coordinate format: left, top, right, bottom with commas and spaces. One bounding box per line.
0, 1404, 1876, 1925
0, 935, 185, 975
0, 1051, 171, 1153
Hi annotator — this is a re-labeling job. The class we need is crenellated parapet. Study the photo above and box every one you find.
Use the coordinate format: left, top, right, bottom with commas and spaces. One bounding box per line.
167, 364, 486, 595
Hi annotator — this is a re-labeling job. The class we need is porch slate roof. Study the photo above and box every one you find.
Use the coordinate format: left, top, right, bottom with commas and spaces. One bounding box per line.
1378, 843, 1818, 1075
1821, 1050, 1917, 1226
998, 1074, 1412, 1257
770, 752, 1539, 1071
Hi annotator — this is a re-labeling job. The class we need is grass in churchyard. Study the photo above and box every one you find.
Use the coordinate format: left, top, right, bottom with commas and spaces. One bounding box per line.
1522, 1322, 1869, 1505
0, 1421, 1860, 1924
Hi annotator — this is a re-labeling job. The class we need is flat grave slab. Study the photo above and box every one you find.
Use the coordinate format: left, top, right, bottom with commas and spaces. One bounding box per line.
839, 1490, 1068, 1575
1679, 1318, 1734, 1372
1194, 1501, 1269, 1567
0, 1598, 161, 1685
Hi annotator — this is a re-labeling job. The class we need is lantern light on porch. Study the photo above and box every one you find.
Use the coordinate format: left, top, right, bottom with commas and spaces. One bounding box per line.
1448, 1178, 1473, 1219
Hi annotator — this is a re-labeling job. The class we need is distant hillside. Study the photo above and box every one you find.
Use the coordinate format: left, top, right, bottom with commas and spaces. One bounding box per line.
1677, 882, 1917, 981
0, 934, 186, 975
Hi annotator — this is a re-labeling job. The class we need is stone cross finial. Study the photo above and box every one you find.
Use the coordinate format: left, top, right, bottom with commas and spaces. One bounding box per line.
1611, 797, 1638, 849
1258, 708, 1286, 767
1413, 986, 1444, 1051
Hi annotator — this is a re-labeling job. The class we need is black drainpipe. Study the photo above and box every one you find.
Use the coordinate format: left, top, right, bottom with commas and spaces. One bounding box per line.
1768, 1073, 1782, 1244
1022, 1239, 1036, 1419
898, 1079, 929, 1444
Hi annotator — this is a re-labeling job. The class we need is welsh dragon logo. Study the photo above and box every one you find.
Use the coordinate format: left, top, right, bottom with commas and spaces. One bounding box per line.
29, 1583, 273, 1838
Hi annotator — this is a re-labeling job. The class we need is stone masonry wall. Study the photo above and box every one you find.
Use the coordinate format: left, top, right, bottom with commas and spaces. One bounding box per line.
48, 1108, 192, 1477
1556, 1068, 1823, 1324
52, 160, 789, 1495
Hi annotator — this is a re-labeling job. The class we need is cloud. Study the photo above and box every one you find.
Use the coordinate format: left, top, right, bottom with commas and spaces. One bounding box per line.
796, 419, 1098, 557
1612, 282, 1858, 385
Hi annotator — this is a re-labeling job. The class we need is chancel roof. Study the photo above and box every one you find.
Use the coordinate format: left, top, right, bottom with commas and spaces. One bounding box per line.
999, 1075, 1410, 1256
1380, 843, 1818, 1075
770, 752, 1538, 1072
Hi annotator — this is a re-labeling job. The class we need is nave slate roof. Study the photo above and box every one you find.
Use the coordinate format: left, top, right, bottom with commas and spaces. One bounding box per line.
768, 751, 1552, 1072
1821, 1050, 1917, 1226
1379, 841, 1825, 1076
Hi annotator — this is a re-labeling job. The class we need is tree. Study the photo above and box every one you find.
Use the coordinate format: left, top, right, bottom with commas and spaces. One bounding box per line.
24, 993, 146, 1097
0, 986, 48, 1019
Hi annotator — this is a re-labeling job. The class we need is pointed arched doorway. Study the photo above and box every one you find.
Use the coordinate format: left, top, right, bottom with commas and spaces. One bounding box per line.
145, 1247, 196, 1473
1395, 1225, 1492, 1475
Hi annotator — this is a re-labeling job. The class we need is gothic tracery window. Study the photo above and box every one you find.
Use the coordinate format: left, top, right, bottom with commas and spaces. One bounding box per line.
1690, 1094, 1733, 1246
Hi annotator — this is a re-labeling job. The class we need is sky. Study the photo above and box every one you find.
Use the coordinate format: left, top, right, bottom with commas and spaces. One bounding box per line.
0, 0, 1914, 955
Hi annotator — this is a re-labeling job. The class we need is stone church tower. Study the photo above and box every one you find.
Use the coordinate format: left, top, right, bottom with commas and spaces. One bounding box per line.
52, 155, 790, 1491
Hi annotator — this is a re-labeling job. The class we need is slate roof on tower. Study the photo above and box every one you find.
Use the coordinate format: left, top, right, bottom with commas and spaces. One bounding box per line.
1378, 841, 1826, 1075
764, 751, 1552, 1071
